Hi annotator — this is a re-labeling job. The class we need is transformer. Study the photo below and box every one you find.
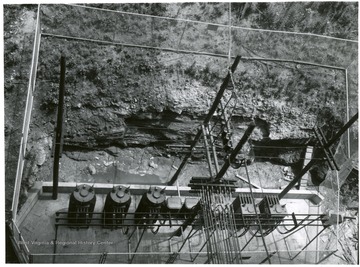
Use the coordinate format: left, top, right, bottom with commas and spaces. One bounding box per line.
232, 194, 259, 231
103, 186, 131, 228
161, 197, 182, 220
173, 198, 201, 236
258, 195, 287, 234
179, 198, 200, 220
135, 186, 166, 226
68, 184, 96, 226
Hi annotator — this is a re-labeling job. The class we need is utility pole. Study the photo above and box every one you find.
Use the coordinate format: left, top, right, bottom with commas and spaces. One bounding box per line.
278, 113, 358, 200
52, 56, 66, 200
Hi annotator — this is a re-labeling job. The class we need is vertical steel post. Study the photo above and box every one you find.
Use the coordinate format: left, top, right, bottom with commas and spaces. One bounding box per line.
52, 56, 66, 200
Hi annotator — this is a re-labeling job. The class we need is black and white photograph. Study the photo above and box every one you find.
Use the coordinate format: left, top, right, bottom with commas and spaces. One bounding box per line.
4, 2, 359, 264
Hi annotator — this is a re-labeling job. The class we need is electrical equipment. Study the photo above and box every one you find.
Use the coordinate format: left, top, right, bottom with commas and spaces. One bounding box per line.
179, 198, 200, 220
161, 197, 182, 220
232, 194, 259, 232
134, 186, 166, 226
258, 195, 287, 235
173, 198, 201, 236
103, 185, 131, 228
68, 184, 96, 226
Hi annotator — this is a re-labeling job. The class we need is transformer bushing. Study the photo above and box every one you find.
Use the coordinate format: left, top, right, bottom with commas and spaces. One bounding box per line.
258, 195, 287, 233
68, 184, 96, 226
103, 186, 131, 227
135, 186, 166, 226
232, 194, 260, 230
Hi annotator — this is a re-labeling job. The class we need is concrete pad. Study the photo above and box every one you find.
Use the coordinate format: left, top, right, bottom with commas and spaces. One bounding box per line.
15, 182, 327, 263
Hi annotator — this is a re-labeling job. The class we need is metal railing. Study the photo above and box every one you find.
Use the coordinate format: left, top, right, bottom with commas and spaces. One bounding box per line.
11, 4, 42, 221
8, 219, 31, 263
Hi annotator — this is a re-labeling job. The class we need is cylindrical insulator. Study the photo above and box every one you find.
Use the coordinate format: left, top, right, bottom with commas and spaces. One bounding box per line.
68, 184, 96, 225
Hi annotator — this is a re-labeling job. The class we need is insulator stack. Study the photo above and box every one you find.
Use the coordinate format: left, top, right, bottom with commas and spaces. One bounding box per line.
135, 186, 166, 226
68, 184, 96, 226
258, 195, 287, 234
232, 194, 259, 230
103, 185, 131, 228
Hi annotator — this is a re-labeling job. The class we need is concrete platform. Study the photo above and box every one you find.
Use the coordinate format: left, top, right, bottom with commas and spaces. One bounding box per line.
15, 182, 331, 264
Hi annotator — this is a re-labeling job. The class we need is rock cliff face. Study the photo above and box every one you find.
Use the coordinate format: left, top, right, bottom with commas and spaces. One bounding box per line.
34, 39, 347, 150
26, 38, 348, 190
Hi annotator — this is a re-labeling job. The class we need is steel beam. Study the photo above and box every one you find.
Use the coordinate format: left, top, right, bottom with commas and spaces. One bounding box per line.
215, 122, 255, 181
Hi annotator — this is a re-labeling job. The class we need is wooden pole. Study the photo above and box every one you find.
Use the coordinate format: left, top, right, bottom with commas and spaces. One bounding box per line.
52, 56, 66, 200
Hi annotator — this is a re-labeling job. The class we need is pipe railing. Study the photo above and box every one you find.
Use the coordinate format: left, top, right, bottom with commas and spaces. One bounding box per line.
11, 4, 42, 222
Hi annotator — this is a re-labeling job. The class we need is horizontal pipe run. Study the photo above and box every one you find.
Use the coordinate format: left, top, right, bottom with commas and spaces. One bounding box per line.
54, 223, 326, 228
41, 182, 324, 204
55, 216, 320, 222
241, 57, 346, 71
29, 249, 337, 257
